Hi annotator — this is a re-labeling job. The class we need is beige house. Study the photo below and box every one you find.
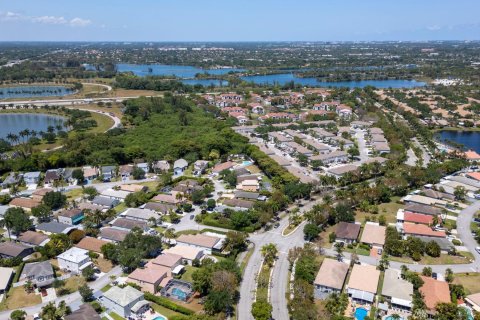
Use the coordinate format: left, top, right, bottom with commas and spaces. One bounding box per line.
314, 258, 349, 299
360, 223, 386, 249
164, 245, 204, 265
347, 264, 380, 303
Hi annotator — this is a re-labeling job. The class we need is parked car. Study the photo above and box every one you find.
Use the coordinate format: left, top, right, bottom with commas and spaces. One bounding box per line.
476, 247, 480, 254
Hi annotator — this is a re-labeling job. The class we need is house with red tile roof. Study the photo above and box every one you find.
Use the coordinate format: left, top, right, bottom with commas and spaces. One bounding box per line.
402, 223, 446, 238
467, 172, 480, 181
464, 150, 480, 161
397, 209, 438, 226
419, 276, 450, 314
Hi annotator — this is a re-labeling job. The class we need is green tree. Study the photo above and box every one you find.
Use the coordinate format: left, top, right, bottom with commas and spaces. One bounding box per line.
445, 268, 454, 283
79, 284, 94, 302
303, 223, 321, 241
224, 231, 248, 255
31, 204, 52, 223
206, 198, 216, 210
10, 310, 27, 320
71, 169, 85, 185
425, 241, 441, 257
261, 243, 278, 267
42, 191, 66, 210
132, 166, 146, 180
1, 207, 32, 238
82, 265, 96, 281
422, 267, 432, 277
82, 186, 99, 201
252, 300, 272, 320
453, 186, 467, 201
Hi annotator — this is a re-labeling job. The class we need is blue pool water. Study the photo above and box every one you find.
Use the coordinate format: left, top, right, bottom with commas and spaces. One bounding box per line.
385, 316, 404, 320
355, 308, 368, 320
461, 307, 474, 320
242, 161, 253, 166
153, 316, 167, 320
172, 287, 187, 300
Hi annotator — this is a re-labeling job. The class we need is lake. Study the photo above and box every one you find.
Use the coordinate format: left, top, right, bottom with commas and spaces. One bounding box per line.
0, 113, 66, 140
0, 86, 74, 99
240, 73, 426, 88
116, 63, 245, 78
437, 130, 480, 153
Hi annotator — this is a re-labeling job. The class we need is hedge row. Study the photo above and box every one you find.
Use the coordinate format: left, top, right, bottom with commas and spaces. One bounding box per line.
144, 292, 194, 315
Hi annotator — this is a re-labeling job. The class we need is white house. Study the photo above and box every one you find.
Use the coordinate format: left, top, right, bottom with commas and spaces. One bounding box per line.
23, 171, 41, 185
101, 286, 149, 318
173, 159, 188, 176
57, 247, 92, 274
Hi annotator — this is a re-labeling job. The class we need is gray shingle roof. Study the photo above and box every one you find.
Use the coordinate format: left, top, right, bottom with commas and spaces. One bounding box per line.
37, 221, 72, 234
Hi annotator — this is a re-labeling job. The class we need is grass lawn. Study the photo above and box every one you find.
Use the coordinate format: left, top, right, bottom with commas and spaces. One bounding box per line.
65, 188, 83, 201
61, 275, 86, 294
282, 222, 301, 236
453, 273, 480, 294
109, 312, 125, 320
390, 253, 472, 265
139, 180, 159, 191
151, 302, 184, 318
256, 264, 271, 302
180, 265, 198, 283
239, 245, 255, 274
94, 256, 114, 273
89, 112, 114, 133
101, 284, 112, 293
0, 286, 42, 311
355, 197, 403, 225
246, 164, 261, 174
114, 202, 127, 214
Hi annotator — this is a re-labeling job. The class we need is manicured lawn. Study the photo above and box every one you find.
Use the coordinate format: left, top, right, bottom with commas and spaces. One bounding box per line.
256, 264, 271, 302
139, 181, 159, 191
453, 273, 480, 294
109, 312, 125, 320
114, 202, 127, 214
65, 188, 83, 201
180, 265, 198, 283
0, 286, 42, 311
101, 284, 112, 293
390, 253, 472, 265
89, 112, 114, 133
151, 302, 184, 318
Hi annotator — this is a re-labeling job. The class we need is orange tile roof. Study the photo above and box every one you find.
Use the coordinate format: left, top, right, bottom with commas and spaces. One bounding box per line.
404, 212, 435, 225
127, 262, 169, 284
467, 172, 480, 181
75, 237, 109, 253
465, 150, 480, 160
419, 276, 450, 311
403, 223, 446, 238
10, 198, 41, 209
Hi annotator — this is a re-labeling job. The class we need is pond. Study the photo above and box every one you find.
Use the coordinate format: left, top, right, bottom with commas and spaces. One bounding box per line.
0, 86, 74, 99
437, 130, 480, 153
240, 73, 426, 88
0, 113, 66, 140
116, 63, 245, 78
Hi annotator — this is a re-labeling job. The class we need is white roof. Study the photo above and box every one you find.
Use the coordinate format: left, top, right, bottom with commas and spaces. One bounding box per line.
0, 267, 14, 290
121, 208, 158, 221
101, 188, 130, 199
174, 159, 188, 169
103, 285, 143, 307
57, 247, 89, 263
164, 245, 204, 261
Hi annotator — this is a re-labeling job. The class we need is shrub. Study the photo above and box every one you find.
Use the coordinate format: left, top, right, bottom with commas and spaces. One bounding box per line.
144, 292, 194, 315
91, 301, 102, 313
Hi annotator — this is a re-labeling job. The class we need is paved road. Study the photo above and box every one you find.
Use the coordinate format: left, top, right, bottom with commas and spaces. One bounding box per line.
0, 266, 122, 318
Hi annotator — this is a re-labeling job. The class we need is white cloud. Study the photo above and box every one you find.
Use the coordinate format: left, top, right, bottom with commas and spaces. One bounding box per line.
0, 11, 91, 27
32, 15, 67, 25
69, 17, 91, 27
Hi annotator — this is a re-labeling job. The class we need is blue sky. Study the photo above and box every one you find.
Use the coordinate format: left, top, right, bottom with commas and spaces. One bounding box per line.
0, 0, 479, 41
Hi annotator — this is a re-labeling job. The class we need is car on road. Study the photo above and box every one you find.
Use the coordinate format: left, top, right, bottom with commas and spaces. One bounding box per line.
190, 214, 194, 220
476, 247, 480, 254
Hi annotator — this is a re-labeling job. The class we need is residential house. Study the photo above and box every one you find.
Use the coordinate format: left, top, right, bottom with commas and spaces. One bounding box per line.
119, 184, 147, 193
101, 286, 149, 318
314, 258, 349, 299
111, 218, 148, 231
351, 121, 372, 129
36, 221, 75, 235
360, 223, 386, 249
310, 127, 336, 140
303, 139, 330, 154
173, 159, 188, 176
153, 160, 170, 173
144, 202, 177, 215
465, 293, 480, 312
17, 231, 50, 247
467, 172, 480, 182
381, 269, 413, 312
100, 188, 129, 202
57, 208, 84, 225
270, 155, 291, 167
236, 179, 260, 192
9, 197, 41, 212
57, 247, 91, 274
194, 160, 209, 174
447, 175, 480, 188
119, 165, 134, 178
402, 194, 449, 208
31, 188, 53, 201
99, 227, 129, 243
150, 252, 183, 272
401, 223, 446, 239
120, 208, 159, 224
328, 165, 359, 179
0, 242, 33, 259
164, 245, 205, 265
101, 166, 116, 182
1, 172, 22, 188
335, 222, 361, 244
23, 171, 41, 185
419, 276, 450, 315
372, 142, 391, 154
176, 234, 222, 255
0, 267, 13, 295
234, 191, 261, 201
346, 264, 380, 303
136, 163, 149, 174
75, 237, 109, 254
65, 304, 101, 320
223, 198, 255, 209
464, 150, 480, 162
212, 161, 236, 174
396, 210, 437, 226
310, 151, 349, 164
152, 191, 185, 205
44, 169, 61, 185
82, 167, 98, 184
336, 104, 353, 117
422, 189, 455, 201
20, 261, 55, 287
91, 196, 119, 209
128, 262, 170, 294
404, 203, 443, 216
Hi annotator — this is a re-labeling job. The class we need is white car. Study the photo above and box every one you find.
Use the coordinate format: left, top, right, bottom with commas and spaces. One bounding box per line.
476, 247, 480, 254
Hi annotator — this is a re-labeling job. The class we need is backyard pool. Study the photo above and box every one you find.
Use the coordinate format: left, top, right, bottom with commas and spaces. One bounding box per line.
461, 307, 474, 320
385, 316, 404, 320
242, 160, 253, 166
153, 316, 167, 320
172, 287, 188, 300
355, 308, 368, 320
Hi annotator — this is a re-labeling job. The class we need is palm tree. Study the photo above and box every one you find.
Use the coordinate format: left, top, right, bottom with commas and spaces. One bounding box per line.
261, 243, 278, 267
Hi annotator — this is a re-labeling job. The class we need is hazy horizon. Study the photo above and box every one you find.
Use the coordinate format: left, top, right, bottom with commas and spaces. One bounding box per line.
1, 0, 480, 42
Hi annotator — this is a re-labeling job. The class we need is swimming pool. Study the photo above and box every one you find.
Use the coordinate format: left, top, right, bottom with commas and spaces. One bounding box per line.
242, 160, 253, 166
385, 316, 404, 320
461, 307, 473, 320
355, 308, 368, 320
172, 287, 187, 300
153, 316, 167, 320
